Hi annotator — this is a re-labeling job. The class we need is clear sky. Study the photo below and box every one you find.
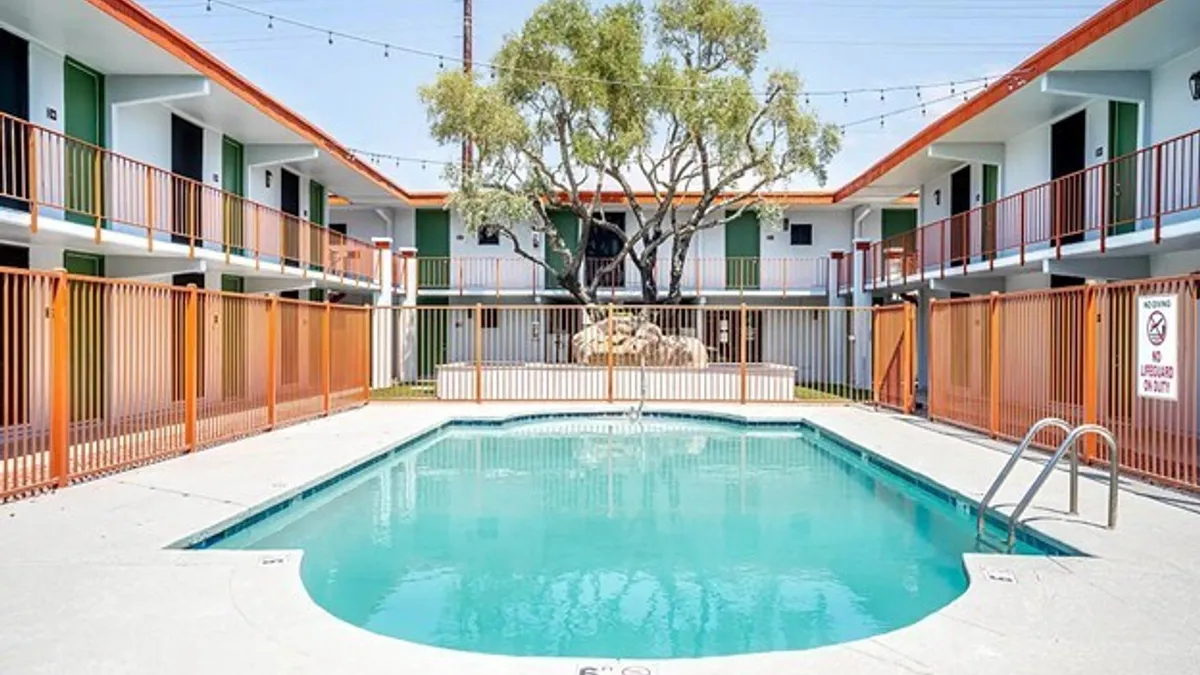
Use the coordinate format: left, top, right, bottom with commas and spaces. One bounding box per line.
140, 0, 1110, 192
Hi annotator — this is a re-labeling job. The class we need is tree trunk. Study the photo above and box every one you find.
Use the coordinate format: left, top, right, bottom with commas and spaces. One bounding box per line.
666, 232, 694, 304
635, 258, 658, 304
557, 271, 596, 306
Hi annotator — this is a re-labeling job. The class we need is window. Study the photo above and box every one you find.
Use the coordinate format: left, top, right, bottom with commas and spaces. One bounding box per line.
789, 221, 813, 246
330, 223, 347, 235
478, 225, 500, 246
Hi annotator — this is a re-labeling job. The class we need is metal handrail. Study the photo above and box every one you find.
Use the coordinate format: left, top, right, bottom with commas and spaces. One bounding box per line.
1006, 424, 1119, 549
976, 417, 1074, 537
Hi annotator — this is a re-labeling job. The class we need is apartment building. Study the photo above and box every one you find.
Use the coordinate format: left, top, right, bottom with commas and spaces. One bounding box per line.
0, 0, 412, 303
829, 0, 1200, 392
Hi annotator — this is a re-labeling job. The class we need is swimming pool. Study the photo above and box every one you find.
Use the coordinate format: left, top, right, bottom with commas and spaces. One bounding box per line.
200, 413, 1073, 658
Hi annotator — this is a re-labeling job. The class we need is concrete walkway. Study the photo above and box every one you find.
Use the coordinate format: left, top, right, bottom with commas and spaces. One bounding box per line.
1, 403, 1198, 674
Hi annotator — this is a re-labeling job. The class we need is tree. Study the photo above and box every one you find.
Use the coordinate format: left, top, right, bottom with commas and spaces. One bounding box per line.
420, 0, 840, 305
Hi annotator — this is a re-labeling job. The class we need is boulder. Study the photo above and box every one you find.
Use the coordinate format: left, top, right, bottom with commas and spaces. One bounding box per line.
572, 315, 708, 367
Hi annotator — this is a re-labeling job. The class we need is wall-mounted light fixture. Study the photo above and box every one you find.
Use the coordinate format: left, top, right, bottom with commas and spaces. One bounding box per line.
265, 170, 273, 188
1190, 71, 1200, 101
532, 233, 540, 249
933, 189, 942, 206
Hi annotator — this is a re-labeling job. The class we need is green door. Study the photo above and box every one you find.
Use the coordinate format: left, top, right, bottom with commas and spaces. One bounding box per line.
64, 250, 105, 422
545, 210, 579, 289
725, 211, 760, 290
416, 296, 449, 383
220, 274, 244, 293
416, 209, 451, 289
1109, 101, 1139, 236
222, 136, 245, 254
308, 179, 326, 270
219, 274, 245, 398
981, 165, 999, 258
64, 58, 104, 228
881, 209, 918, 241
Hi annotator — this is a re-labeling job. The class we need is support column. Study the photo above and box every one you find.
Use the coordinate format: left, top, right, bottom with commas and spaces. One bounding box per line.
371, 238, 395, 389
851, 239, 873, 391
827, 250, 848, 384
395, 246, 419, 384
915, 286, 932, 405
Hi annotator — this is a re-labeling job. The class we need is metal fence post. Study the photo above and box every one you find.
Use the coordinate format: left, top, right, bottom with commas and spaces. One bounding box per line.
989, 291, 1001, 437
322, 300, 331, 415
184, 284, 198, 452
903, 302, 916, 414
739, 303, 748, 404
474, 303, 483, 403
27, 130, 38, 233
267, 296, 278, 428
1082, 283, 1100, 461
49, 269, 70, 486
606, 304, 615, 403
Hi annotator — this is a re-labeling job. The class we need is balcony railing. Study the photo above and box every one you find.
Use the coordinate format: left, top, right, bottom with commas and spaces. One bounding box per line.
865, 127, 1200, 288
412, 256, 831, 296
0, 112, 382, 285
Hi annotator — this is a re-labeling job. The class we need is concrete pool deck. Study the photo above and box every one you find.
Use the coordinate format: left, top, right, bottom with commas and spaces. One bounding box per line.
1, 403, 1199, 674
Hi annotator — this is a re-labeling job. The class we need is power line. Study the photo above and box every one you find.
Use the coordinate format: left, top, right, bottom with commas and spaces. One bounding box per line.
195, 0, 1013, 99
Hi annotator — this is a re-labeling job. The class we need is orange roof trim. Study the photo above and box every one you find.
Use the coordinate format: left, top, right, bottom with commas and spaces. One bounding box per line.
404, 189, 839, 209
88, 0, 414, 204
833, 0, 1166, 202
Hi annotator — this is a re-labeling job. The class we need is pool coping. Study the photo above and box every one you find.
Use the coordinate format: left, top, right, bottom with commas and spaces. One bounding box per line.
4, 403, 1199, 675
178, 409, 1079, 558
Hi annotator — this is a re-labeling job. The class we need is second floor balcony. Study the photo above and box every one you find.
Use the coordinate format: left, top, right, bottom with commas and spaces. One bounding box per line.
410, 255, 831, 298
863, 127, 1200, 288
0, 113, 384, 287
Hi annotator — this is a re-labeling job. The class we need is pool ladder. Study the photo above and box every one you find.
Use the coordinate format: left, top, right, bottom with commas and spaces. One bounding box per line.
976, 417, 1119, 550
627, 355, 646, 423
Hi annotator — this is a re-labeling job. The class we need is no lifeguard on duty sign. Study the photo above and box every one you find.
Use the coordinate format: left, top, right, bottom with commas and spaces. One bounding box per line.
1137, 294, 1178, 401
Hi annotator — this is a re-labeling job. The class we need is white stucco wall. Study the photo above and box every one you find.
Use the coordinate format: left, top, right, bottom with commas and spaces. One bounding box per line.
27, 42, 64, 136
111, 103, 172, 169
1149, 249, 1200, 278
1150, 45, 1200, 144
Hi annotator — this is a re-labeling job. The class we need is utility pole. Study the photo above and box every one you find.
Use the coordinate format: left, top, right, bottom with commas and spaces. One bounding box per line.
462, 0, 473, 174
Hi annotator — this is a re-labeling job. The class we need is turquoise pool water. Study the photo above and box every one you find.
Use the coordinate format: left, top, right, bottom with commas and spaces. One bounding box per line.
208, 415, 1063, 658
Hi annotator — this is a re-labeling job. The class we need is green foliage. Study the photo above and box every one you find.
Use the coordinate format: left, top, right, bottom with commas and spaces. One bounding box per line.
419, 0, 841, 303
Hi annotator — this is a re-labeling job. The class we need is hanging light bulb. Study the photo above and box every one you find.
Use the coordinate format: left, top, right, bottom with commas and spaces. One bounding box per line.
984, 77, 990, 88
916, 87, 922, 100
805, 94, 810, 105
384, 45, 390, 58
328, 32, 334, 45
879, 89, 885, 103
921, 104, 927, 116
205, 0, 212, 11
880, 116, 885, 129
439, 57, 445, 70
843, 91, 848, 105
950, 81, 956, 95
421, 161, 428, 171
267, 15, 274, 29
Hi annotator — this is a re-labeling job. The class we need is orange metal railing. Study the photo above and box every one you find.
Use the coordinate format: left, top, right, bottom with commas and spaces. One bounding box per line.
866, 128, 1200, 287
412, 256, 832, 296
929, 276, 1200, 491
0, 112, 381, 285
370, 303, 894, 404
0, 265, 370, 501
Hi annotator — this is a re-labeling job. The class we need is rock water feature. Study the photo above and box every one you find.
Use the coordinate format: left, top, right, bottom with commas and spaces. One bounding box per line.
571, 314, 709, 367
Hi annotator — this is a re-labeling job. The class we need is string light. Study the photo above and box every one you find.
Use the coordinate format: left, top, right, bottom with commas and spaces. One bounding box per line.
879, 89, 885, 103
916, 87, 922, 100
202, 0, 1005, 100
384, 45, 389, 58
950, 81, 956, 95
205, 0, 211, 11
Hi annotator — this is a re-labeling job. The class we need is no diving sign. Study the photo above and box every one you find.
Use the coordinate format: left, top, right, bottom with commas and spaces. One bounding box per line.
1137, 294, 1178, 401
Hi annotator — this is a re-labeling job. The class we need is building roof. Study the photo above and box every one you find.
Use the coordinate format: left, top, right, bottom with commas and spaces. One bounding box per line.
832, 0, 1166, 202
88, 0, 417, 205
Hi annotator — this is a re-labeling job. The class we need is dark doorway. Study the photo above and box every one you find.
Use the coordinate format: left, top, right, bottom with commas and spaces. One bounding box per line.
704, 308, 762, 364
171, 272, 206, 401
1051, 110, 1087, 246
544, 304, 581, 364
171, 115, 204, 245
585, 212, 626, 289
280, 170, 300, 267
0, 244, 29, 425
949, 166, 971, 266
0, 29, 29, 212
0, 242, 28, 268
